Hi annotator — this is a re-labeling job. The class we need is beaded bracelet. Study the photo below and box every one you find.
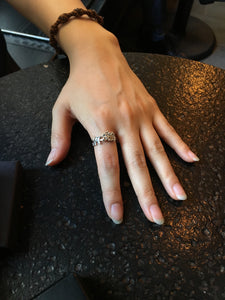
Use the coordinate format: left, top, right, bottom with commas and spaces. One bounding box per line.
49, 8, 104, 54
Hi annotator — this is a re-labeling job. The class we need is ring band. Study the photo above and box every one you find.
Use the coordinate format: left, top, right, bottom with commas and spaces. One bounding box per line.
92, 131, 116, 147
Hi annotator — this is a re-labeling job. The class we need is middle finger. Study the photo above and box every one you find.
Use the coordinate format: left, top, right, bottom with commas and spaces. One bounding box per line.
119, 130, 164, 225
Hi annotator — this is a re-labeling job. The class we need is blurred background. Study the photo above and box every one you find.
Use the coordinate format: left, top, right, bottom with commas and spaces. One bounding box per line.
0, 0, 224, 70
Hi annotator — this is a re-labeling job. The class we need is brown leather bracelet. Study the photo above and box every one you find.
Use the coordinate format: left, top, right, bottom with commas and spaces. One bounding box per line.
49, 8, 104, 54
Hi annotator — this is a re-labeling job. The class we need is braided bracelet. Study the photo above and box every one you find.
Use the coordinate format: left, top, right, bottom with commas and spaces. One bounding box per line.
49, 8, 104, 54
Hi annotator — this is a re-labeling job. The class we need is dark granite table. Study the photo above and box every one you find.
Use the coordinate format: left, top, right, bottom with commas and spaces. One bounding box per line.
0, 53, 225, 300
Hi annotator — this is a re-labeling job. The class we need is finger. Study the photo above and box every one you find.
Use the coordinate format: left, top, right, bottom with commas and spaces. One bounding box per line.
153, 111, 199, 162
141, 125, 187, 201
94, 141, 123, 224
119, 131, 164, 225
45, 103, 75, 166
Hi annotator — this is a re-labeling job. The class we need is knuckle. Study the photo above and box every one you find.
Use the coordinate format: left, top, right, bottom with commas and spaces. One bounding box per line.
181, 141, 189, 152
103, 188, 121, 202
119, 102, 136, 125
121, 102, 134, 117
163, 169, 175, 183
129, 150, 146, 170
138, 187, 155, 203
99, 152, 119, 174
148, 139, 165, 155
176, 137, 189, 152
95, 105, 112, 125
51, 131, 62, 141
167, 122, 176, 134
51, 131, 66, 145
146, 95, 157, 110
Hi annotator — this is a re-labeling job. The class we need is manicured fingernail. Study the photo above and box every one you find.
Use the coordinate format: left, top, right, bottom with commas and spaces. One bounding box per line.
111, 203, 123, 225
149, 204, 164, 225
173, 183, 187, 200
45, 148, 56, 166
188, 151, 200, 162
112, 219, 123, 225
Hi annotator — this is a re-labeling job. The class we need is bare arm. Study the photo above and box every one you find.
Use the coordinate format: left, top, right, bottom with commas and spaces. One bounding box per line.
6, 0, 86, 34
6, 0, 199, 225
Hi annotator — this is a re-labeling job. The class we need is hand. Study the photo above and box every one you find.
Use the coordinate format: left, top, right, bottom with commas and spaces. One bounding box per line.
45, 23, 199, 225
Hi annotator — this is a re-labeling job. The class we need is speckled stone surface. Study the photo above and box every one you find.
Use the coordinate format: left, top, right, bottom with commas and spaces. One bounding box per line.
0, 53, 225, 300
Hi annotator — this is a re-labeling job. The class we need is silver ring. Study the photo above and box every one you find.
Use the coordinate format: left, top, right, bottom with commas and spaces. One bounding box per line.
92, 131, 116, 147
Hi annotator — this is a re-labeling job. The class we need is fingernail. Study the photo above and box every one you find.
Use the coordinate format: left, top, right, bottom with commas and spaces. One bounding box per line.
112, 219, 123, 225
149, 204, 164, 225
111, 203, 123, 225
173, 183, 187, 200
188, 151, 200, 162
45, 148, 56, 166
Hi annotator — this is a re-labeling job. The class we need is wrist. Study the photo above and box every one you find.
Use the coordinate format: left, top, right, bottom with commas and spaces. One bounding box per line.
50, 8, 104, 54
57, 18, 120, 64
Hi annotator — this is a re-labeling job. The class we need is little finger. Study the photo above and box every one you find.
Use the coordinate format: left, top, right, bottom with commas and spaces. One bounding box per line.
153, 112, 199, 162
141, 126, 187, 201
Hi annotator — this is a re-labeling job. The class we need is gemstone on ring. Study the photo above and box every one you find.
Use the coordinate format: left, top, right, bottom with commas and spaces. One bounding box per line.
92, 131, 116, 146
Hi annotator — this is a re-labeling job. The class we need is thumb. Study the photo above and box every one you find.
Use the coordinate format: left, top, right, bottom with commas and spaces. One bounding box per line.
45, 103, 76, 166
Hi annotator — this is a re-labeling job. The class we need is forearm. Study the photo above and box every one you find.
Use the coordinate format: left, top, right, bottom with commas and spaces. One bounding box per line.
6, 0, 114, 60
6, 0, 86, 35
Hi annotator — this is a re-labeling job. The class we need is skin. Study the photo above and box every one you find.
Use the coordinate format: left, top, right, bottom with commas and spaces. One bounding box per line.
7, 0, 199, 225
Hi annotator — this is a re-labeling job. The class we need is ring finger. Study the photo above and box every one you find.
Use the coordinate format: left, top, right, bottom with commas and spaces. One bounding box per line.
93, 133, 123, 224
